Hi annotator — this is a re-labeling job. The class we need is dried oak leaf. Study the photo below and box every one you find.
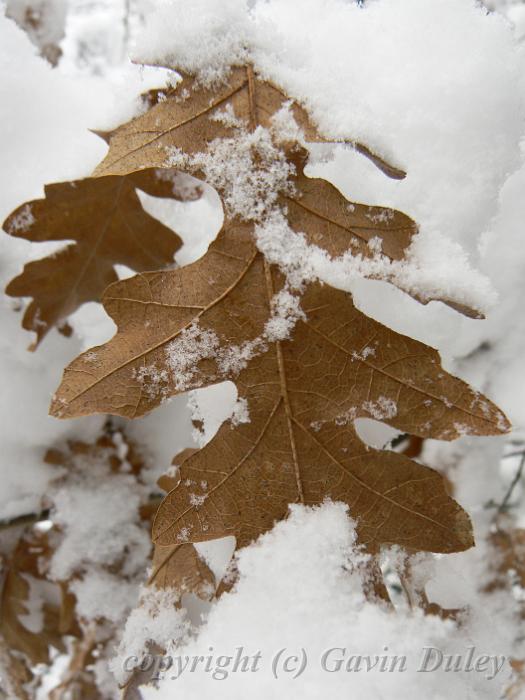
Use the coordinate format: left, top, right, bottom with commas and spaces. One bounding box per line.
90, 65, 483, 319
93, 66, 407, 180
147, 449, 216, 602
486, 525, 525, 594
149, 543, 215, 599
50, 64, 508, 556
118, 543, 215, 700
0, 634, 32, 700
0, 535, 67, 666
50, 222, 509, 554
91, 67, 415, 270
3, 168, 196, 348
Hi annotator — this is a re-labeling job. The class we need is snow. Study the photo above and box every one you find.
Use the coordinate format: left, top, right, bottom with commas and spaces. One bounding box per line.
134, 0, 251, 84
361, 396, 398, 422
143, 503, 515, 699
2, 0, 525, 698
166, 127, 294, 222
111, 586, 191, 684
70, 570, 140, 624
230, 397, 250, 427
0, 11, 181, 519
136, 0, 525, 315
49, 450, 150, 582
263, 289, 305, 342
166, 323, 220, 391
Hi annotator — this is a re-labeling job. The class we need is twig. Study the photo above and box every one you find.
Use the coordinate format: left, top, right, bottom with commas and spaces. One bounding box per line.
0, 509, 50, 533
498, 451, 525, 514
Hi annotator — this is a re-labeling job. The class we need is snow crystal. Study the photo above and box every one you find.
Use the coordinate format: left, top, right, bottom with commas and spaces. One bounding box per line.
49, 451, 151, 582
452, 422, 471, 437
189, 492, 207, 507
362, 397, 398, 421
254, 209, 316, 289
177, 526, 192, 543
333, 407, 358, 427
352, 345, 377, 361
365, 207, 395, 225
230, 397, 250, 427
70, 569, 139, 624
166, 128, 294, 222
111, 586, 191, 684
263, 289, 305, 342
216, 338, 267, 377
210, 104, 245, 129
5, 203, 34, 234
166, 323, 220, 391
134, 364, 170, 400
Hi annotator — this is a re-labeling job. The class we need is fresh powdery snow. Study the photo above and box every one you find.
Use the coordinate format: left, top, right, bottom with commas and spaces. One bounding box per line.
2, 1, 525, 699
140, 504, 515, 700
0, 10, 176, 519
136, 0, 525, 315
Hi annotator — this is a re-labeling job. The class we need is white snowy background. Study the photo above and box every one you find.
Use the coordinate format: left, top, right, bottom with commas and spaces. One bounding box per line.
2, 0, 525, 698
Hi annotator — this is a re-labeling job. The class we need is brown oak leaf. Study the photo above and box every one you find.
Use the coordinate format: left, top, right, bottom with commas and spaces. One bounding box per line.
0, 534, 68, 667
151, 277, 507, 554
50, 222, 508, 554
89, 66, 482, 318
3, 168, 198, 348
148, 543, 215, 599
93, 66, 407, 180
49, 64, 509, 560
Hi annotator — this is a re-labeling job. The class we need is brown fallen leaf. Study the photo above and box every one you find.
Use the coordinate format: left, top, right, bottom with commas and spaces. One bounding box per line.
93, 67, 406, 181
149, 543, 215, 599
120, 541, 215, 700
0, 634, 32, 700
150, 277, 507, 554
486, 524, 525, 593
50, 63, 509, 562
0, 535, 66, 667
90, 65, 482, 318
50, 220, 508, 553
3, 168, 198, 348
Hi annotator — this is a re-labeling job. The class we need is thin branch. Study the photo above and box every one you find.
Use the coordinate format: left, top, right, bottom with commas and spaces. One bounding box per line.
498, 451, 525, 514
0, 509, 50, 533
